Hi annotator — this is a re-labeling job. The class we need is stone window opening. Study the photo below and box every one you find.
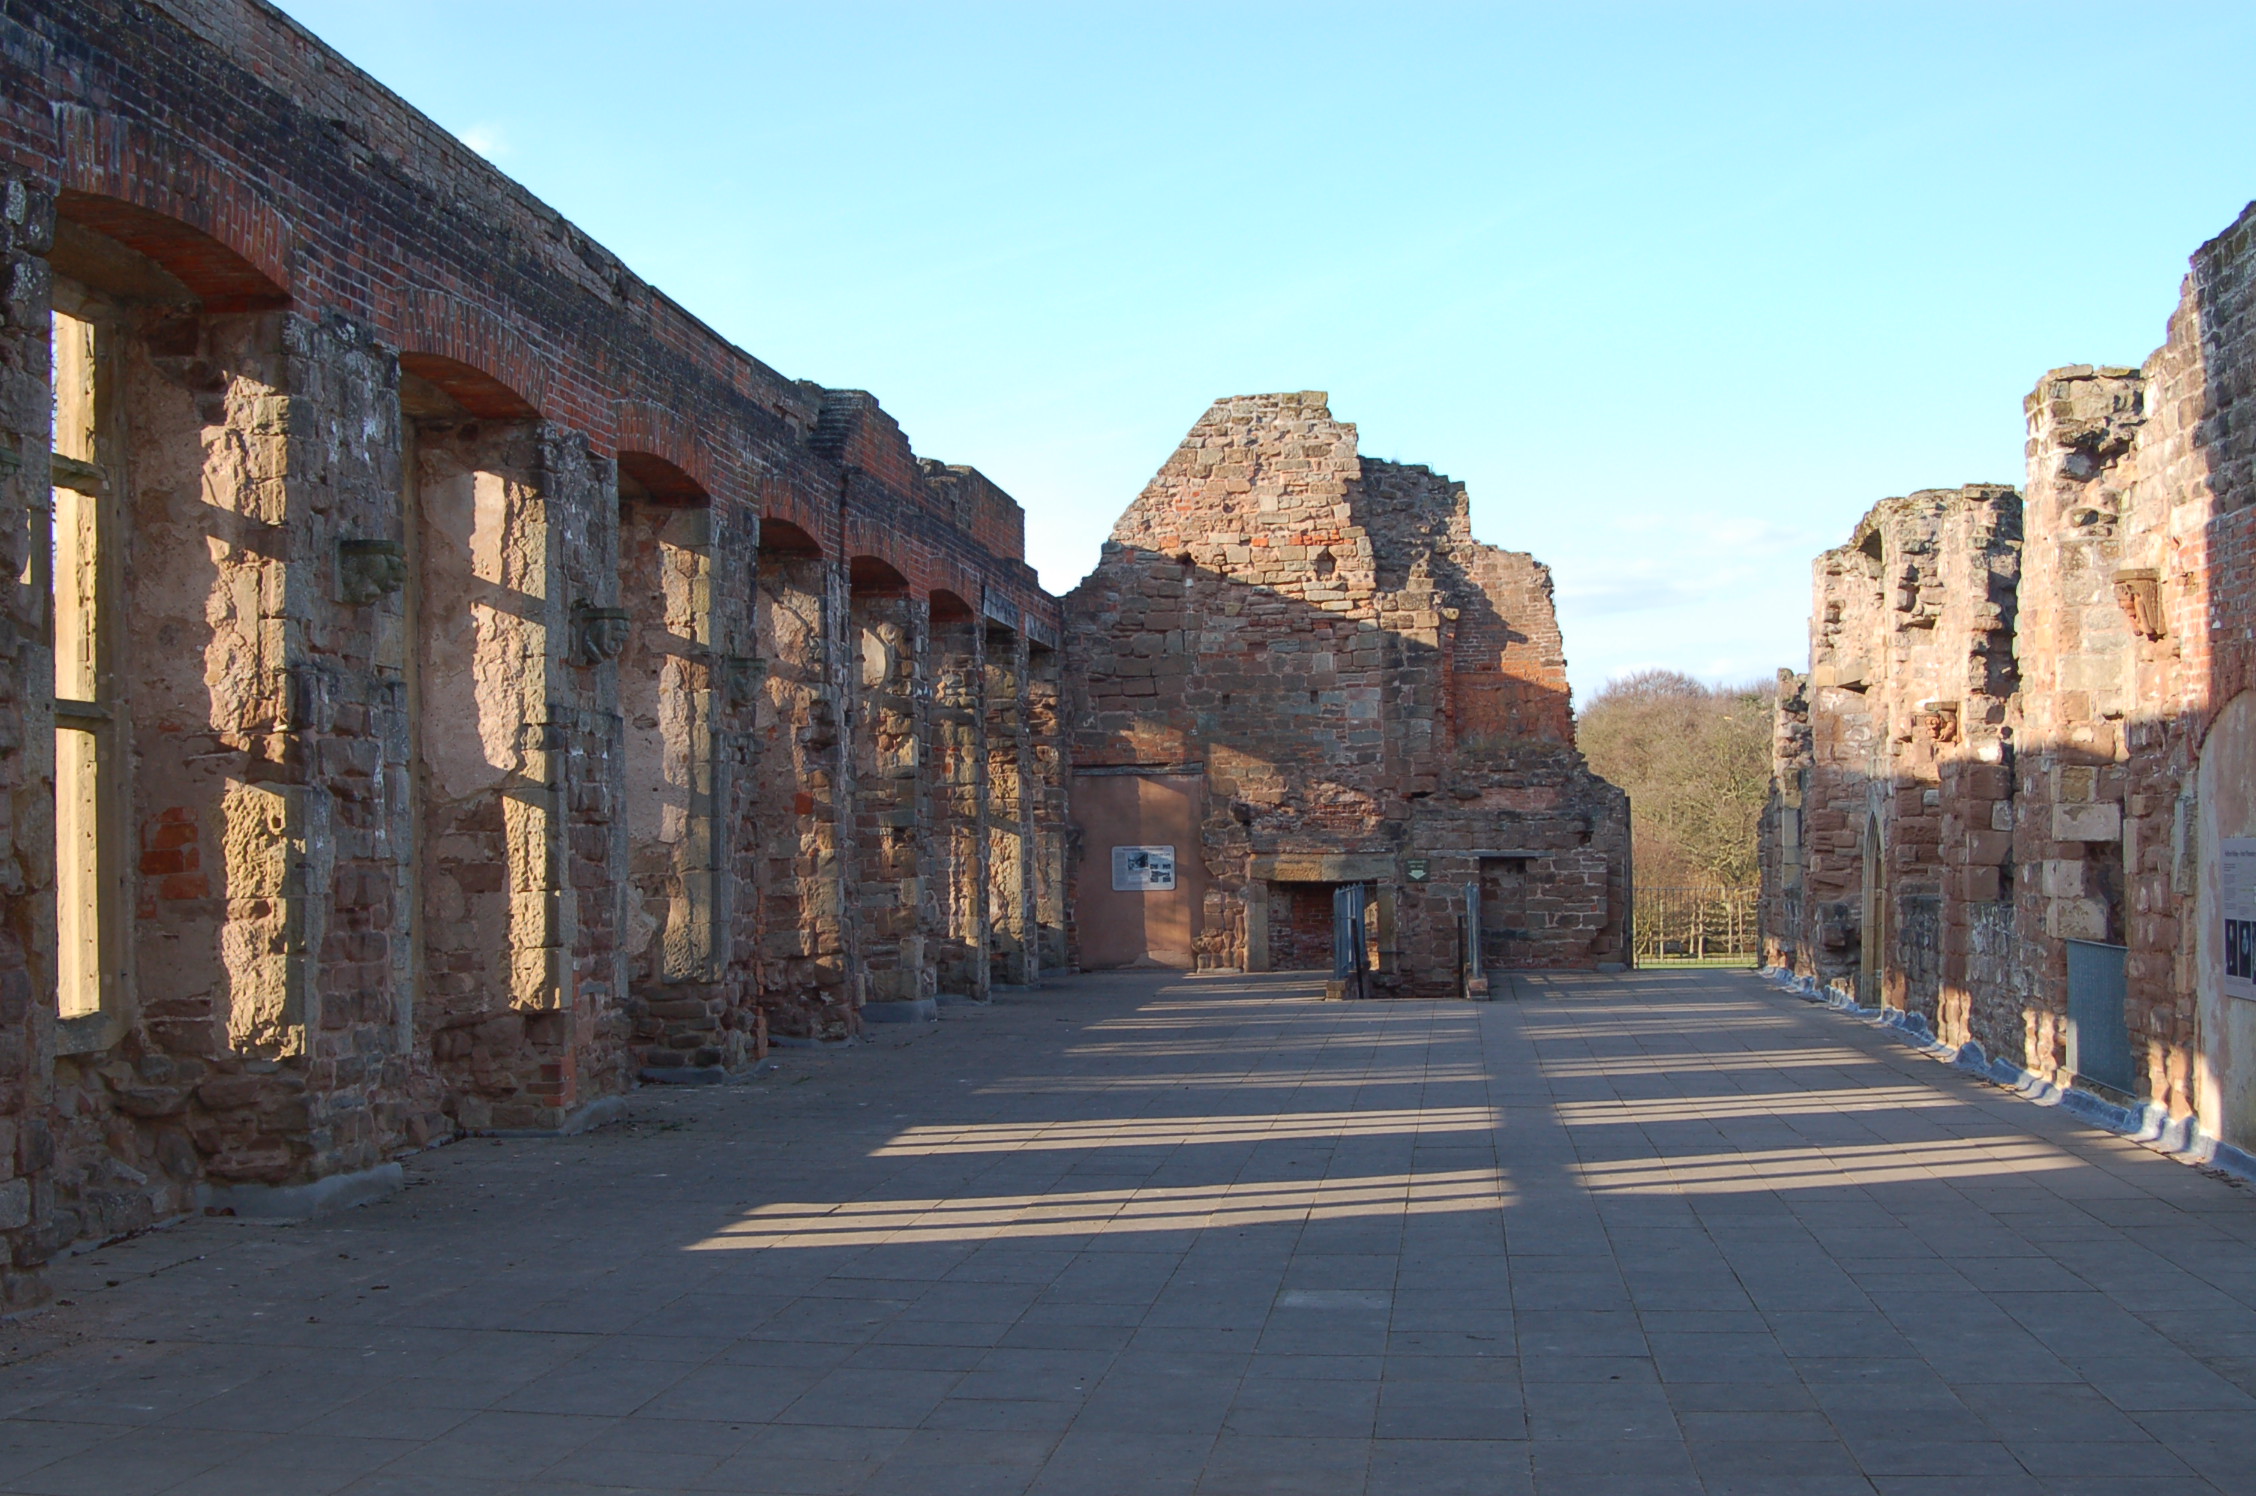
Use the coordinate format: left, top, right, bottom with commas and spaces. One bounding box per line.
752, 519, 847, 1035
402, 364, 568, 1122
49, 201, 310, 1069
1313, 547, 1336, 580
616, 457, 718, 992
47, 298, 111, 1024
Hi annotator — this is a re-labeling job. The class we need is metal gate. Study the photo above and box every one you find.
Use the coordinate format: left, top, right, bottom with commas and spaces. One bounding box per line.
1332, 883, 1369, 1000
2066, 938, 2133, 1094
1632, 885, 1759, 965
1460, 881, 1481, 996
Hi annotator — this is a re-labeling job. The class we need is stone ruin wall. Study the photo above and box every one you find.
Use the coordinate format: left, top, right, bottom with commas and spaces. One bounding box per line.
1763, 486, 2021, 1041
1066, 393, 1629, 994
1762, 197, 2256, 1150
0, 0, 1070, 1297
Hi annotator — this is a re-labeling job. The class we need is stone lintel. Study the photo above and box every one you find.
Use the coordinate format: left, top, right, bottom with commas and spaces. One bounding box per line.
1249, 854, 1397, 884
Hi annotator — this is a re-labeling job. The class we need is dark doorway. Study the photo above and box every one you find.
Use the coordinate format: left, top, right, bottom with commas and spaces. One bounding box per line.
1479, 857, 1530, 969
1270, 882, 1339, 971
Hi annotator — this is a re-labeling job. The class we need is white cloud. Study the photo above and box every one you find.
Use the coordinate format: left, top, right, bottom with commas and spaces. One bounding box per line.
457, 123, 510, 159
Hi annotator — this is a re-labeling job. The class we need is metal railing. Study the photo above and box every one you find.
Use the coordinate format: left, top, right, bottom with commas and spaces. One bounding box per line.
1634, 885, 1759, 966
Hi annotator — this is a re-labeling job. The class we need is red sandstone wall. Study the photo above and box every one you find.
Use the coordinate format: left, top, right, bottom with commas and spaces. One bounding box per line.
0, 0, 1066, 1293
1066, 393, 1628, 990
1761, 199, 2256, 1154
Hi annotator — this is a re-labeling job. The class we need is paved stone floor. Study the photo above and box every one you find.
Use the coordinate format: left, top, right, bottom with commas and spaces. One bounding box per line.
1, 968, 2255, 1494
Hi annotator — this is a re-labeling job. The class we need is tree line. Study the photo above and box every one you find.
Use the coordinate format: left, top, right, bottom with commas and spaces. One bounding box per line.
1576, 669, 1772, 891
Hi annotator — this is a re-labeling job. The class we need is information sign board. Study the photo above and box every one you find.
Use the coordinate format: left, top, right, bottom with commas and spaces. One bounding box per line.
2225, 838, 2256, 1001
1112, 845, 1176, 892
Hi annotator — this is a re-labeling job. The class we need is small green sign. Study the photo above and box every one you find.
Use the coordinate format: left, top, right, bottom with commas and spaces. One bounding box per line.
1405, 857, 1430, 883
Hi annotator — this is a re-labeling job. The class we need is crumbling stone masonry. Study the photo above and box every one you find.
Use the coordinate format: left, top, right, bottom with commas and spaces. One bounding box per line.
1066, 394, 1630, 993
1762, 486, 2023, 1036
1761, 198, 2256, 1163
0, 0, 1064, 1297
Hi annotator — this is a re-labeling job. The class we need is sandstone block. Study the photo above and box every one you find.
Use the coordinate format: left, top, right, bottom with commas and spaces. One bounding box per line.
2052, 802, 2122, 842
2045, 898, 2109, 941
1966, 829, 2013, 866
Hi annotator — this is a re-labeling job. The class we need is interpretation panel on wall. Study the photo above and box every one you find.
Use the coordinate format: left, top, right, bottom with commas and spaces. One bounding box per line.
2224, 837, 2256, 1000
1112, 845, 1177, 892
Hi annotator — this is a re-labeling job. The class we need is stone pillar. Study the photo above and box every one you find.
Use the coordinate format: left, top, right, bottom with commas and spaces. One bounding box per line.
712, 507, 762, 1055
850, 584, 931, 1010
285, 312, 430, 1168
928, 608, 989, 1000
0, 182, 56, 1297
984, 622, 1034, 986
1028, 638, 1068, 977
753, 540, 852, 1038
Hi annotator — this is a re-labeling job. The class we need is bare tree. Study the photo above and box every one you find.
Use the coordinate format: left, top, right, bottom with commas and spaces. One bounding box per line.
1578, 670, 1772, 890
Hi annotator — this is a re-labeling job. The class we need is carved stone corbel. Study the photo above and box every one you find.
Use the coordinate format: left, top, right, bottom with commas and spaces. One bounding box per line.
2112, 567, 2164, 640
338, 538, 407, 604
723, 653, 766, 706
572, 603, 631, 664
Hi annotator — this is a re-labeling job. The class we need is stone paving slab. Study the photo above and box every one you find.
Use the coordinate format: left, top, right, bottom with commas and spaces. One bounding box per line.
0, 967, 2252, 1494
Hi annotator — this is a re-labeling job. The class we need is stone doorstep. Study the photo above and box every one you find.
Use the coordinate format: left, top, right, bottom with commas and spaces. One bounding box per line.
1760, 966, 2256, 1184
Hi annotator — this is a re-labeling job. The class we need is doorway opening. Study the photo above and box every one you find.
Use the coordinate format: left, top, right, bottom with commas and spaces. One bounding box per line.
1478, 856, 1531, 971
1859, 812, 1883, 1007
1268, 881, 1379, 980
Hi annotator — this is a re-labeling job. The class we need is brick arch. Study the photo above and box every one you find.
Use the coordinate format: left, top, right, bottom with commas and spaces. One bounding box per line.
848, 555, 911, 597
616, 452, 708, 507
392, 291, 548, 418
755, 472, 832, 559
840, 512, 919, 598
757, 518, 823, 558
612, 400, 719, 504
929, 558, 984, 614
54, 111, 291, 312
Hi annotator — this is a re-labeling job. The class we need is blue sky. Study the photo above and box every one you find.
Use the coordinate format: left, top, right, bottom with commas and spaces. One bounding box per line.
273, 1, 2256, 703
